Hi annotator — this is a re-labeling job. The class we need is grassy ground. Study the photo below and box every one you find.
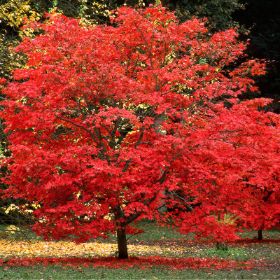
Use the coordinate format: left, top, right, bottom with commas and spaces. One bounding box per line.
1, 266, 280, 280
0, 221, 279, 279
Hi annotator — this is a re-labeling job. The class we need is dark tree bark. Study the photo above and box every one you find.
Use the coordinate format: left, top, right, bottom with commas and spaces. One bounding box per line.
117, 227, 128, 259
257, 229, 263, 241
216, 242, 228, 250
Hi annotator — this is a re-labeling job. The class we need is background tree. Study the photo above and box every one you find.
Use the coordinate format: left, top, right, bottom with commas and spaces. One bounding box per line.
175, 99, 280, 242
234, 0, 280, 112
162, 0, 244, 30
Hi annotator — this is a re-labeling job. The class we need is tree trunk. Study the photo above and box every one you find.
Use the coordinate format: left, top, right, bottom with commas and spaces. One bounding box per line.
257, 229, 263, 241
216, 242, 228, 250
117, 227, 128, 259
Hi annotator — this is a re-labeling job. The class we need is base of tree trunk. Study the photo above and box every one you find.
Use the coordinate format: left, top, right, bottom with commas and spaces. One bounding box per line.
216, 242, 228, 250
117, 227, 128, 259
257, 229, 263, 241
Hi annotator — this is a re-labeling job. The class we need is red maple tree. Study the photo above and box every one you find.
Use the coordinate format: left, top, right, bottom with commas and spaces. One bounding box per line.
172, 99, 280, 242
1, 6, 278, 258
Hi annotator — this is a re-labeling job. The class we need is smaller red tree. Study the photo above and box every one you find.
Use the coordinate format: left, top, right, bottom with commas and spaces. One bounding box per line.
0, 5, 275, 258
172, 99, 280, 242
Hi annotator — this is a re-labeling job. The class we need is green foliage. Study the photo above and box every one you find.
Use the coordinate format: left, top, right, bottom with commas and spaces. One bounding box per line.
163, 0, 244, 30
49, 1, 147, 23
0, 34, 24, 78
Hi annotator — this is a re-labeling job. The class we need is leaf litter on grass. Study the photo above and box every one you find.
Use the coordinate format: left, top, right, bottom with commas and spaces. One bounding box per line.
0, 238, 266, 270
0, 239, 187, 258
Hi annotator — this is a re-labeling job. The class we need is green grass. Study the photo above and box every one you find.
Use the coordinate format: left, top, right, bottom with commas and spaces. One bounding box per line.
202, 247, 249, 261
129, 220, 185, 242
0, 266, 280, 280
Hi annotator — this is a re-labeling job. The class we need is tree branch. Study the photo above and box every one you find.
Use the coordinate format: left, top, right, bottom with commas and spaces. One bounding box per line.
55, 115, 97, 141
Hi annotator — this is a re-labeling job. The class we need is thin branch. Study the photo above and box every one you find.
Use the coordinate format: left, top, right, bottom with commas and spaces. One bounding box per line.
134, 127, 144, 148
56, 115, 97, 141
169, 191, 193, 211
122, 159, 131, 172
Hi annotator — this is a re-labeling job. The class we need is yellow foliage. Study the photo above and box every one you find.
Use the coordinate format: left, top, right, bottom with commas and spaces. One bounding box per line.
4, 204, 19, 214
0, 239, 185, 258
2, 202, 40, 216
90, 0, 110, 23
0, 0, 40, 36
5, 225, 20, 234
0, 0, 40, 28
217, 213, 238, 226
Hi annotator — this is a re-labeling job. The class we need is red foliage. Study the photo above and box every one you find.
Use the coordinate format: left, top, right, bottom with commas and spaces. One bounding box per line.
0, 5, 279, 251
0, 256, 256, 270
0, 78, 6, 85
173, 101, 280, 241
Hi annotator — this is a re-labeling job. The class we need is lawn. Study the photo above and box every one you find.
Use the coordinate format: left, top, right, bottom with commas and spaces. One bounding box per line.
0, 221, 279, 279
1, 266, 280, 280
